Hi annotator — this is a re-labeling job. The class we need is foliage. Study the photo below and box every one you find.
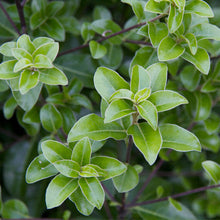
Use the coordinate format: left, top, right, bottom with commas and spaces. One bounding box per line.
0, 0, 220, 219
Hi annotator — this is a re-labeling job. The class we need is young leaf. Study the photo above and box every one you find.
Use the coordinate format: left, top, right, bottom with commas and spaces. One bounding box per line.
41, 140, 72, 163
67, 114, 127, 142
204, 113, 220, 135
173, 0, 185, 12
128, 122, 162, 165
146, 62, 168, 92
109, 89, 134, 102
159, 124, 201, 152
17, 34, 35, 54
89, 40, 107, 59
158, 36, 185, 61
91, 156, 127, 181
148, 90, 188, 112
71, 137, 92, 166
32, 37, 54, 48
112, 165, 139, 192
136, 100, 158, 130
46, 174, 78, 208
182, 33, 197, 55
33, 54, 53, 68
169, 197, 182, 211
69, 187, 95, 216
134, 88, 151, 103
80, 164, 100, 177
94, 67, 129, 102
26, 154, 58, 183
104, 99, 135, 123
13, 58, 32, 73
0, 41, 16, 56
145, 0, 168, 14
12, 48, 33, 60
46, 1, 64, 17
0, 60, 20, 79
79, 177, 104, 209
202, 160, 220, 184
3, 96, 17, 119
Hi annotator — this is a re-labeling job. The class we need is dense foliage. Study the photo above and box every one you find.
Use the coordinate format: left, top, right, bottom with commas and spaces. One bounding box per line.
0, 0, 220, 219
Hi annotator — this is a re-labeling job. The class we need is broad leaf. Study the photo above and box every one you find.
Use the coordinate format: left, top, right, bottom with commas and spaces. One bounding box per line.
173, 0, 185, 11
17, 34, 35, 54
13, 58, 32, 73
182, 33, 197, 55
12, 48, 32, 60
89, 40, 107, 59
46, 1, 64, 17
202, 160, 220, 184
33, 54, 53, 68
32, 37, 54, 48
0, 41, 16, 56
204, 113, 220, 135
3, 96, 17, 119
80, 164, 101, 177
30, 11, 47, 30
0, 60, 20, 79
145, 0, 168, 14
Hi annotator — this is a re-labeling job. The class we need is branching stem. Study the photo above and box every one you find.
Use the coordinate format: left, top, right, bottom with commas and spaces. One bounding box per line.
15, 0, 27, 34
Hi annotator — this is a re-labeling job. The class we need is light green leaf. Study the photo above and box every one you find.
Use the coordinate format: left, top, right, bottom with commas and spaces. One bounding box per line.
159, 123, 201, 152
17, 34, 35, 54
134, 88, 151, 103
26, 154, 58, 183
53, 160, 80, 178
32, 37, 54, 48
46, 174, 78, 208
80, 164, 100, 177
93, 5, 112, 20
128, 122, 162, 165
39, 67, 68, 85
31, 0, 47, 13
137, 100, 158, 130
12, 48, 33, 60
104, 99, 135, 123
0, 41, 16, 56
33, 54, 53, 68
148, 90, 188, 112
91, 156, 127, 181
168, 197, 182, 211
94, 67, 129, 102
71, 137, 91, 166
202, 160, 220, 184
145, 0, 168, 14
148, 22, 168, 47
69, 187, 95, 216
204, 113, 220, 135
109, 89, 134, 102
41, 140, 72, 163
89, 41, 107, 59
182, 33, 197, 55
19, 69, 39, 94
173, 0, 185, 11
13, 58, 32, 72
67, 114, 127, 142
23, 105, 40, 124
0, 60, 20, 79
112, 164, 139, 192
130, 65, 151, 94
79, 177, 104, 209
3, 96, 17, 119
146, 62, 167, 92
158, 36, 185, 61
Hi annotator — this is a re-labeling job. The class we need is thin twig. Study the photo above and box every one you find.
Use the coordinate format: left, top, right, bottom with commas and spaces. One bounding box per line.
125, 136, 133, 163
127, 183, 220, 208
124, 39, 152, 46
15, 0, 27, 34
0, 1, 20, 35
103, 200, 113, 220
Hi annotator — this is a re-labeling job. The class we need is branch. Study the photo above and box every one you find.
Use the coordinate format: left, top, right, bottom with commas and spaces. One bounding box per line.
127, 183, 220, 208
0, 1, 20, 35
58, 13, 166, 57
15, 0, 27, 34
124, 39, 152, 46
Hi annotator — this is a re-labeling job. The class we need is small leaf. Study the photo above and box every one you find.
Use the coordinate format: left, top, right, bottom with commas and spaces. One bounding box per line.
137, 100, 158, 130
33, 54, 53, 68
204, 113, 220, 135
158, 36, 185, 61
109, 89, 134, 102
202, 160, 220, 184
3, 96, 17, 119
104, 99, 135, 123
173, 0, 185, 12
0, 60, 20, 79
13, 58, 32, 72
148, 90, 188, 112
159, 124, 201, 152
23, 106, 40, 124
32, 37, 54, 48
112, 165, 139, 192
80, 164, 100, 177
12, 48, 32, 60
89, 40, 107, 59
128, 122, 162, 165
26, 154, 58, 183
46, 174, 78, 208
145, 0, 168, 14
169, 197, 182, 211
134, 88, 151, 103
79, 177, 104, 209
30, 11, 47, 30
17, 34, 35, 54
68, 114, 126, 141
71, 137, 91, 166
0, 41, 16, 56
46, 1, 64, 17
41, 140, 71, 163
182, 33, 197, 55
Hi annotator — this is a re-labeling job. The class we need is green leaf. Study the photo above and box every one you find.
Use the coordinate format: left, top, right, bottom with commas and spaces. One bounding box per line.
39, 67, 68, 85
23, 105, 40, 124
168, 197, 182, 211
0, 60, 20, 79
46, 174, 78, 208
2, 199, 29, 218
46, 1, 64, 17
53, 160, 80, 178
204, 113, 220, 135
93, 5, 112, 20
33, 42, 59, 62
19, 69, 39, 94
69, 94, 93, 111
13, 58, 32, 73
0, 41, 16, 56
41, 140, 72, 163
71, 137, 91, 166
148, 90, 188, 112
26, 154, 58, 183
134, 88, 151, 103
181, 47, 210, 75
130, 65, 151, 94
79, 177, 104, 209
89, 41, 107, 59
158, 36, 185, 61
94, 67, 129, 102
12, 48, 33, 60
185, 0, 214, 17
67, 114, 127, 142
145, 0, 168, 14
148, 22, 168, 47
31, 0, 47, 13
80, 164, 101, 177
128, 122, 162, 165
40, 18, 65, 41
173, 0, 185, 11
33, 54, 53, 68
40, 104, 62, 132
91, 156, 127, 181
69, 187, 95, 216
202, 160, 220, 184
168, 5, 184, 33
32, 37, 54, 48
109, 89, 134, 102
30, 11, 47, 30
195, 92, 212, 121
182, 33, 197, 55
104, 99, 135, 123
17, 34, 35, 54
137, 100, 158, 130
159, 124, 201, 152
112, 164, 139, 192
146, 62, 168, 92
63, 78, 83, 95
81, 22, 95, 42
3, 96, 17, 119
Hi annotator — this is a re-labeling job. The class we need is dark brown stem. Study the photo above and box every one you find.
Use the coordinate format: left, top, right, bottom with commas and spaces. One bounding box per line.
21, 0, 28, 7
104, 200, 113, 220
0, 1, 20, 35
125, 136, 133, 163
127, 183, 220, 208
15, 0, 27, 34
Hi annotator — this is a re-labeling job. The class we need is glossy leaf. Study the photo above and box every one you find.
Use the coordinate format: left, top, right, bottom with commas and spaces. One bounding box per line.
32, 37, 54, 48
0, 60, 20, 79
33, 54, 53, 68
134, 88, 151, 103
17, 34, 35, 54
13, 58, 32, 73
80, 164, 100, 177
202, 160, 220, 184
182, 33, 197, 55
109, 89, 134, 102
89, 40, 107, 59
204, 113, 220, 135
12, 48, 32, 60
0, 41, 16, 56
3, 96, 17, 119
46, 1, 64, 17
145, 0, 168, 14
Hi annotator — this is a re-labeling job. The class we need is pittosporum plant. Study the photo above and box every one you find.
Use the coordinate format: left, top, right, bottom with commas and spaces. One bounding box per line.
1, 0, 220, 219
